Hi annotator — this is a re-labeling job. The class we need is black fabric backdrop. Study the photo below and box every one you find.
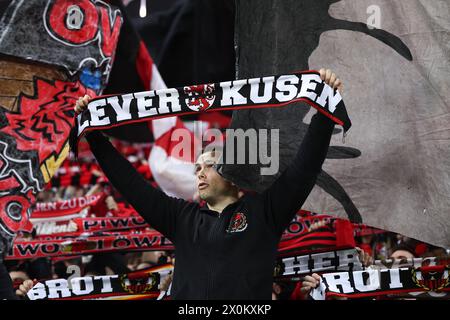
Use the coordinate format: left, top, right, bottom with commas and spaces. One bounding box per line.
125, 0, 235, 123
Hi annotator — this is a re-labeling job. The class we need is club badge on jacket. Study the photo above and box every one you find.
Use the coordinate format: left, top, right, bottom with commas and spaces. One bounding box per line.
226, 212, 248, 233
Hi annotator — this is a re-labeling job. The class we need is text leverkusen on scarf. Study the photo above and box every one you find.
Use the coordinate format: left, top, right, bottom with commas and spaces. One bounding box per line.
70, 70, 351, 155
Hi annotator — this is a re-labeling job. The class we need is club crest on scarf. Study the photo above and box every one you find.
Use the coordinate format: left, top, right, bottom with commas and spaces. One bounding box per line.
183, 84, 216, 112
412, 265, 450, 292
226, 212, 248, 233
120, 273, 158, 294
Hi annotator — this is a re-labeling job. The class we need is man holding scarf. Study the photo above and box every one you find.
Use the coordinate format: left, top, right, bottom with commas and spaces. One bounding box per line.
74, 68, 343, 299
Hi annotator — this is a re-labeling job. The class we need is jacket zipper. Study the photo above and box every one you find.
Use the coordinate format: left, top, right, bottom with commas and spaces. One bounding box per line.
205, 211, 224, 299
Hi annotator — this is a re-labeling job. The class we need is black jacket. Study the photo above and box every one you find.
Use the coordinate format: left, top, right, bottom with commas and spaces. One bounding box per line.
86, 112, 334, 299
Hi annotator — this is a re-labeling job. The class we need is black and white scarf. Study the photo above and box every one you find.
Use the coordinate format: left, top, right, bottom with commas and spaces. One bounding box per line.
275, 248, 363, 279
310, 265, 450, 300
27, 264, 173, 300
69, 70, 351, 156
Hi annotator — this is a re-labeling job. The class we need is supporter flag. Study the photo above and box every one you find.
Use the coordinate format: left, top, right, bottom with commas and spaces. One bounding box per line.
0, 0, 122, 248
150, 115, 201, 200
119, 1, 202, 200
226, 0, 450, 248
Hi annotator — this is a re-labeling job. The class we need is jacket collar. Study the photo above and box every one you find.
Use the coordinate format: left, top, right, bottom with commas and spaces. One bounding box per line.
199, 196, 245, 216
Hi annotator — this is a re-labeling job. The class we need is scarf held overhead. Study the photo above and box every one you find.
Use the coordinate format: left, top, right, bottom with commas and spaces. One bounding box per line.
69, 70, 351, 155
7, 210, 359, 259
8, 231, 172, 260
275, 248, 363, 279
31, 194, 103, 220
310, 265, 450, 300
27, 264, 173, 300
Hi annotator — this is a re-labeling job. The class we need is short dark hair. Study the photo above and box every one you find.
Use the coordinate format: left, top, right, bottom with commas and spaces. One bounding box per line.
390, 243, 416, 257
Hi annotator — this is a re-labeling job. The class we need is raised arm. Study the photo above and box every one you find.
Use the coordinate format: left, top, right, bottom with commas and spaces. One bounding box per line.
75, 96, 187, 241
262, 69, 341, 235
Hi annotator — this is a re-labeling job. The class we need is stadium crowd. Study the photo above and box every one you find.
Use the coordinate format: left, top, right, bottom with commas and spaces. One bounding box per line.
6, 136, 448, 300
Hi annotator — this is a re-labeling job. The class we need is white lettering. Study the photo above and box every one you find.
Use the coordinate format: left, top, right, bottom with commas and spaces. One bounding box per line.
68, 198, 76, 209
60, 199, 68, 210
249, 76, 274, 103
311, 251, 335, 269
135, 91, 157, 117
27, 282, 47, 300
46, 279, 71, 298
220, 80, 247, 106
336, 249, 361, 269
88, 99, 110, 126
94, 275, 118, 293
158, 88, 181, 114
71, 277, 94, 295
283, 255, 310, 276
275, 75, 299, 102
78, 197, 86, 207
78, 115, 90, 134
316, 84, 342, 113
322, 272, 354, 293
353, 270, 380, 292
388, 268, 404, 289
107, 94, 133, 121
298, 74, 321, 101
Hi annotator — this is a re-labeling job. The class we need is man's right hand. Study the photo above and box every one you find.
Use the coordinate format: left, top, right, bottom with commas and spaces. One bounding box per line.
74, 94, 91, 115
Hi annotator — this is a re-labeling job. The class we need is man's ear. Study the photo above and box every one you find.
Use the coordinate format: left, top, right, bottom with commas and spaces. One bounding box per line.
222, 174, 238, 189
212, 163, 223, 176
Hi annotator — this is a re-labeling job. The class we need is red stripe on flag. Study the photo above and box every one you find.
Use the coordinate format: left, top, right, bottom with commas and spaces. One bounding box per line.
136, 40, 153, 91
154, 118, 199, 162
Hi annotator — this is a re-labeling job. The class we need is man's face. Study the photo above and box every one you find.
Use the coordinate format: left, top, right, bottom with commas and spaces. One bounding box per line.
390, 250, 415, 260
195, 151, 235, 203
